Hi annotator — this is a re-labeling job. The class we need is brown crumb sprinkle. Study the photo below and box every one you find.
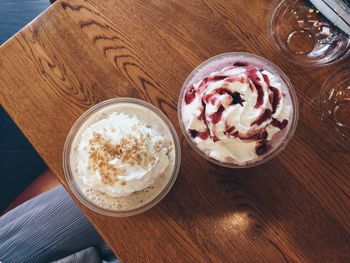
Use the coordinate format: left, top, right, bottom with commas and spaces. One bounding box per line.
154, 140, 163, 153
88, 132, 166, 185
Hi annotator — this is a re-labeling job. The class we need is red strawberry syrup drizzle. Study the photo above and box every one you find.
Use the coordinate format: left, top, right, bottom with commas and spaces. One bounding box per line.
184, 65, 289, 157
184, 85, 196, 104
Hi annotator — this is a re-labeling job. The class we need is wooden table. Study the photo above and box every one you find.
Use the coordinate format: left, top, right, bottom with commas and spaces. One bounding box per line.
1, 0, 350, 262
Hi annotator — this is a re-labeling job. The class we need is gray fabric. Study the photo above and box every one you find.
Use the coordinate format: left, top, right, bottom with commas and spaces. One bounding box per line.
0, 186, 118, 263
52, 247, 101, 263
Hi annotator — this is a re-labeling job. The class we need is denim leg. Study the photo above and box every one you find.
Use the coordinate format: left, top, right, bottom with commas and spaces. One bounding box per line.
0, 186, 117, 263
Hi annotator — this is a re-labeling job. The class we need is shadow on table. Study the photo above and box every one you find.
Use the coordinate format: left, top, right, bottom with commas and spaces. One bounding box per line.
159, 147, 350, 261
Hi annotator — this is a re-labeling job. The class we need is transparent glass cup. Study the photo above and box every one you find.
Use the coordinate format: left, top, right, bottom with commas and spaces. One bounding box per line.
178, 52, 299, 168
63, 98, 181, 217
320, 68, 350, 148
269, 0, 350, 66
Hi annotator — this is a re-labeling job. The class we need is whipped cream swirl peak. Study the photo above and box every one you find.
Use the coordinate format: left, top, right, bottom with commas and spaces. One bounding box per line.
181, 62, 292, 165
77, 112, 171, 197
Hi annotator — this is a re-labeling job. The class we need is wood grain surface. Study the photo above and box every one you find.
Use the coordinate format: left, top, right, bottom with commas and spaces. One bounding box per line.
1, 0, 350, 262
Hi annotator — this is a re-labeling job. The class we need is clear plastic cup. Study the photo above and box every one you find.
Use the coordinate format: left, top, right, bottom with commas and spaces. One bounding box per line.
269, 0, 350, 66
320, 68, 350, 148
178, 52, 299, 168
63, 98, 181, 217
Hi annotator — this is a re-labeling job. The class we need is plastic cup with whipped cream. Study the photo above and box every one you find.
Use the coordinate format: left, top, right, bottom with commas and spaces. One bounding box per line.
178, 53, 298, 168
63, 98, 181, 216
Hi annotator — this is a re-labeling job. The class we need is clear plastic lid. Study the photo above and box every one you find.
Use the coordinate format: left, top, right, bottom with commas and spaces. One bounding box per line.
320, 68, 350, 148
269, 0, 350, 66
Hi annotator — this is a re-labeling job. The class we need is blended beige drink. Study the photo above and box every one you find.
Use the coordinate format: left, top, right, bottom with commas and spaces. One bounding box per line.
65, 99, 180, 215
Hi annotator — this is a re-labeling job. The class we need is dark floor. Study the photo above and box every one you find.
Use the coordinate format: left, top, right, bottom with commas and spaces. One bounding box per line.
0, 0, 50, 211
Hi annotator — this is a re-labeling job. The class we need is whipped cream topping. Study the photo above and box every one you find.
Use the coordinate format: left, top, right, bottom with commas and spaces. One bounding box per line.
181, 63, 292, 165
77, 112, 171, 197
